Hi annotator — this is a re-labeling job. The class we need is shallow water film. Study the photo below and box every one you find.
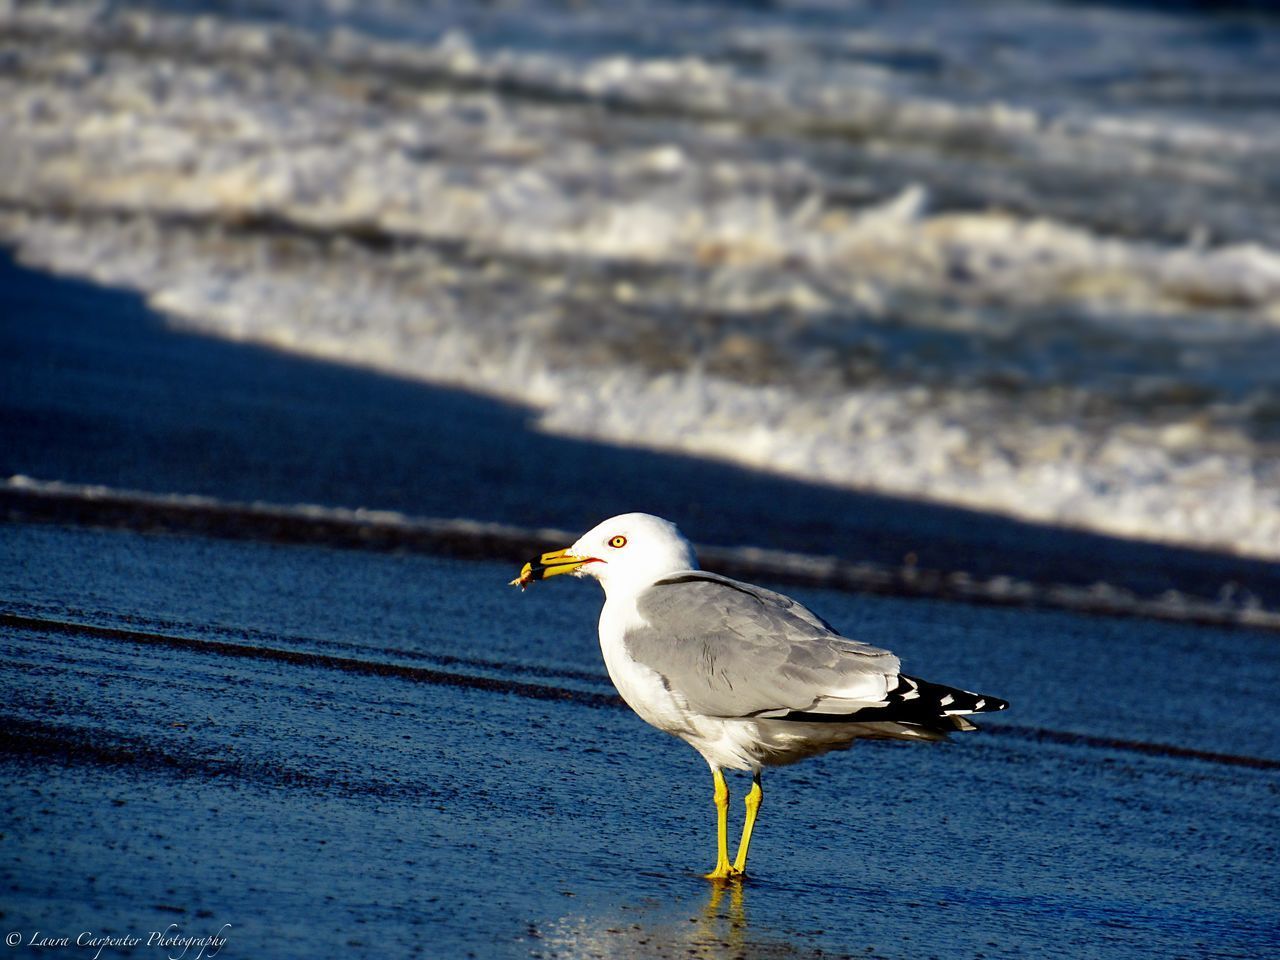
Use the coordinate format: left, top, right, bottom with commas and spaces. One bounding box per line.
3, 522, 1279, 960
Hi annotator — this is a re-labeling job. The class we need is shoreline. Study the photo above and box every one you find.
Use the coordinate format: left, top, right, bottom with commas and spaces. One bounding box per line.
4, 249, 1280, 624
6, 476, 1280, 633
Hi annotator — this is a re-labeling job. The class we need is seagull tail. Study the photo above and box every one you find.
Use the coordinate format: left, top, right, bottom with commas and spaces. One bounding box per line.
908, 675, 1010, 717
892, 674, 1010, 734
771, 674, 1009, 738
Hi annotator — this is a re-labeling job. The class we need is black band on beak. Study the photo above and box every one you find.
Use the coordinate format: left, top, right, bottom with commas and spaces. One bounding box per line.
510, 548, 592, 589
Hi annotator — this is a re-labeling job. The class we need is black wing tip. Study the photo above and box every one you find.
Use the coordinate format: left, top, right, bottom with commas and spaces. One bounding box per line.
900, 675, 1009, 715
769, 677, 1009, 727
958, 692, 1010, 714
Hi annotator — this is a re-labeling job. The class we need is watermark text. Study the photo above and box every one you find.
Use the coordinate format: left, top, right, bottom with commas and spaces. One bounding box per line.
7, 924, 230, 960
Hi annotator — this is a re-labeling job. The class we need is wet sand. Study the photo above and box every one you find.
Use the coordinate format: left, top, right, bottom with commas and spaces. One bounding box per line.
3, 257, 1280, 958
3, 522, 1278, 960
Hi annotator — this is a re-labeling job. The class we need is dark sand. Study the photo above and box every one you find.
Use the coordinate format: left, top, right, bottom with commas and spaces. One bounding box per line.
2, 255, 1279, 959
3, 522, 1278, 960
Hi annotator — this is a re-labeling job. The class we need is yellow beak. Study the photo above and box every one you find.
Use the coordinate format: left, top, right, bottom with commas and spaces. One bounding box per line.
509, 547, 593, 590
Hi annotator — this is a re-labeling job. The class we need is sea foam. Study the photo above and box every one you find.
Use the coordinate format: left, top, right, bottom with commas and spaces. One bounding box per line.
2, 2, 1279, 557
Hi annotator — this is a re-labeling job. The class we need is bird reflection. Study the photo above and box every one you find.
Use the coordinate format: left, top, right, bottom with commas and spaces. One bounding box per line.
537, 877, 814, 959
697, 877, 748, 950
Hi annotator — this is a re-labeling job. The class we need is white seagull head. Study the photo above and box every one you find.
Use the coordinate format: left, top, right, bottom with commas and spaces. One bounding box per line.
571, 512, 699, 595
510, 513, 698, 598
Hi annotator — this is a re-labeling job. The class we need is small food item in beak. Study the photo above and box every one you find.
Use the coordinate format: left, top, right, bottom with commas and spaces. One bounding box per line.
509, 562, 536, 591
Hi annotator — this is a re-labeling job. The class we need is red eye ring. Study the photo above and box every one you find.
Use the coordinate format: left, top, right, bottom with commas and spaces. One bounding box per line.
609, 535, 627, 548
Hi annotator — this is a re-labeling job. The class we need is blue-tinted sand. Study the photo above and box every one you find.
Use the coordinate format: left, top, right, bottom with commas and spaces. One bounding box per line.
2, 522, 1277, 959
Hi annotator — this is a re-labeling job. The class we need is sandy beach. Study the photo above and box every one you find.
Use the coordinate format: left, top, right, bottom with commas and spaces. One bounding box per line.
4, 517, 1279, 960
4, 254, 1280, 959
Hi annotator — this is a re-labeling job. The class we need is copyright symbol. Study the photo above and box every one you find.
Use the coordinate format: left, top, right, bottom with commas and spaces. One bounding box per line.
5, 932, 20, 947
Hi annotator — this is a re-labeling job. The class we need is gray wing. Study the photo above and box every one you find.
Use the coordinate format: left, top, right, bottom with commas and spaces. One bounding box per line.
626, 571, 901, 719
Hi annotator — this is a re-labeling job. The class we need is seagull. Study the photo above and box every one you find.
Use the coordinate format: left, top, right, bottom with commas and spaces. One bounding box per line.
511, 512, 1009, 880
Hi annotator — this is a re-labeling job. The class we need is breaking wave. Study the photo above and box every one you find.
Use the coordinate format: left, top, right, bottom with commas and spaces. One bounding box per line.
3, 1, 1280, 556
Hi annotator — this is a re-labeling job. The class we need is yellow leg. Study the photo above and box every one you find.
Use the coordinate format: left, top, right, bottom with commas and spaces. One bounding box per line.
732, 771, 762, 875
703, 769, 740, 880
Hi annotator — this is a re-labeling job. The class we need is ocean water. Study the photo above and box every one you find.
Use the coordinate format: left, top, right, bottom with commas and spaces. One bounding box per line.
2, 0, 1279, 555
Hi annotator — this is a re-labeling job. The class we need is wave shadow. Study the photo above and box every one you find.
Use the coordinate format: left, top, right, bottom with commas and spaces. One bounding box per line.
3, 249, 1279, 611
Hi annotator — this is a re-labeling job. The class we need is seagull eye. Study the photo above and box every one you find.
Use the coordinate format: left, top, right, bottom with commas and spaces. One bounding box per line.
609, 535, 627, 548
